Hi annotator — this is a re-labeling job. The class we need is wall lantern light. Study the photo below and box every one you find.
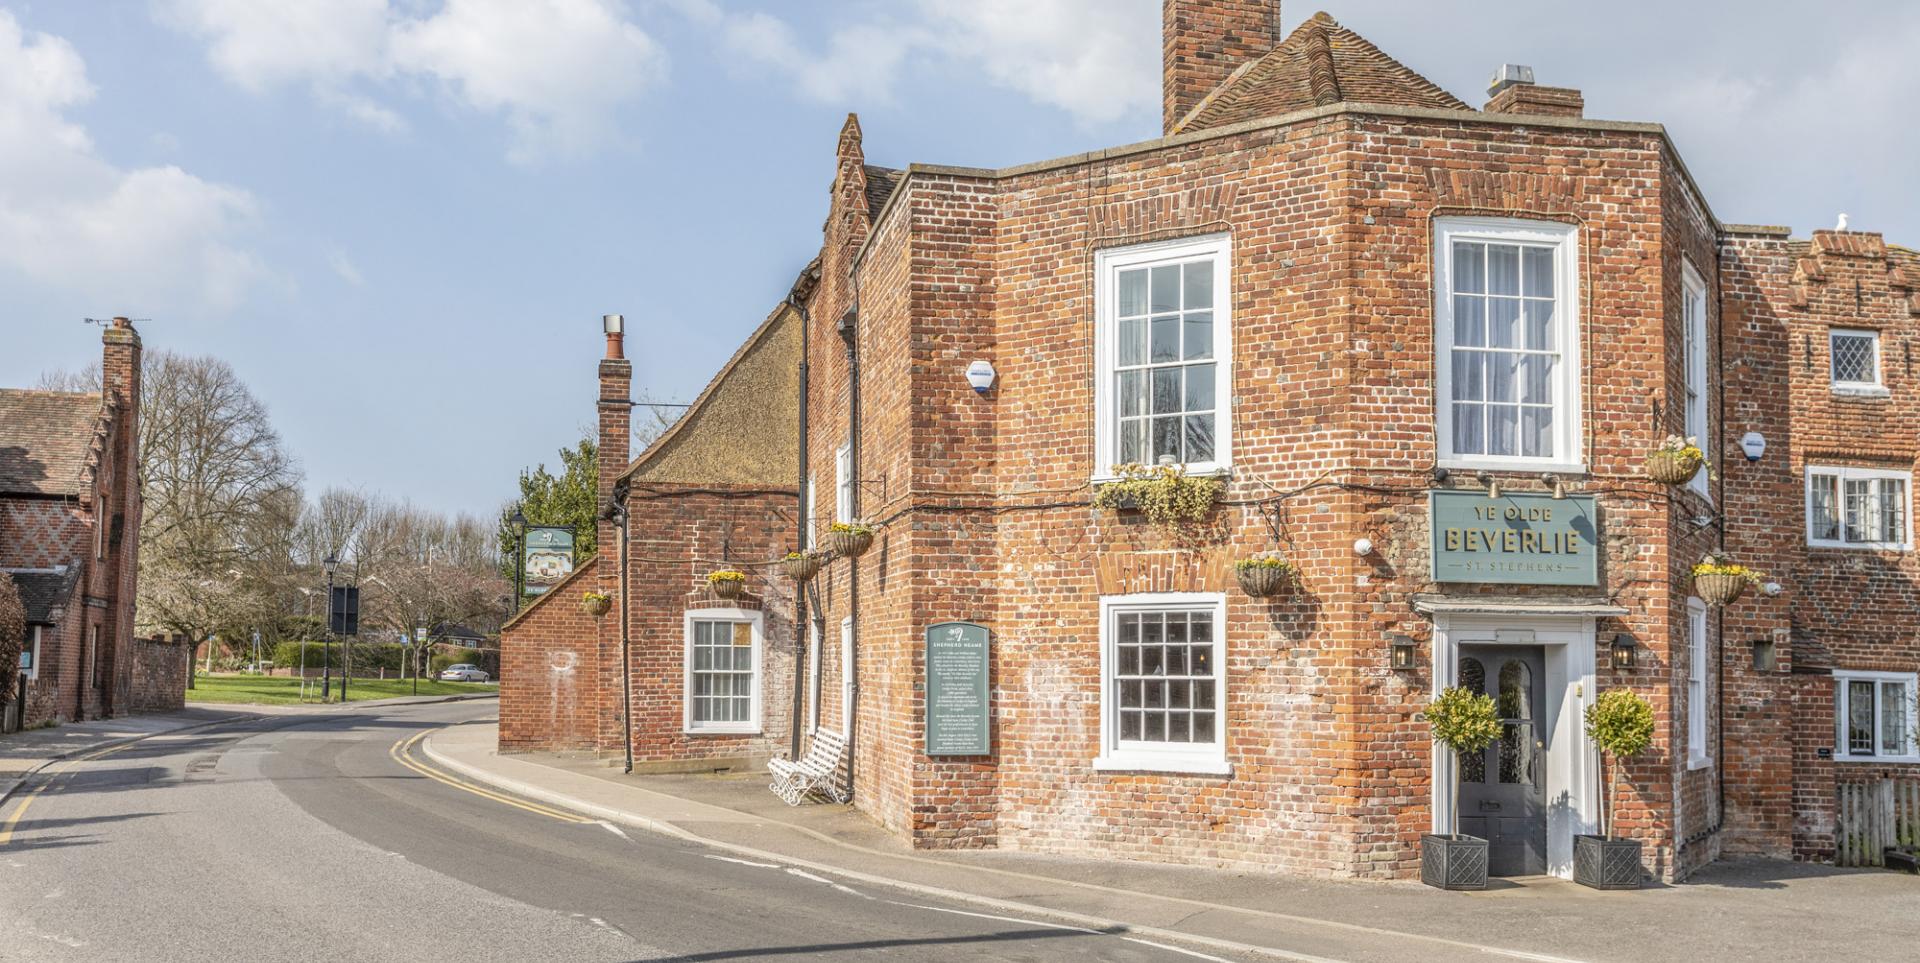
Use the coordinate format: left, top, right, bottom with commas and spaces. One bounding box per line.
1540, 472, 1567, 499
1390, 635, 1418, 671
965, 359, 997, 394
1477, 470, 1501, 500
1609, 633, 1638, 670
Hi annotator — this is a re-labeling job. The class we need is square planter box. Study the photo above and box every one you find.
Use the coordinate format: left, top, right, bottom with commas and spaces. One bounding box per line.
1574, 834, 1645, 889
1421, 834, 1489, 890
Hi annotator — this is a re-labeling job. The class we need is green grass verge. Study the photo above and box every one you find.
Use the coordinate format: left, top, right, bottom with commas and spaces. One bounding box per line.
184, 674, 498, 705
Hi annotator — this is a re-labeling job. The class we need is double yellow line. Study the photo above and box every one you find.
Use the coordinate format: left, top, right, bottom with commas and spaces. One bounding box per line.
388, 729, 589, 824
0, 736, 144, 846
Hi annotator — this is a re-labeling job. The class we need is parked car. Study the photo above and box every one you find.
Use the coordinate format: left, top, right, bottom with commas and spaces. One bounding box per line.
437, 664, 490, 683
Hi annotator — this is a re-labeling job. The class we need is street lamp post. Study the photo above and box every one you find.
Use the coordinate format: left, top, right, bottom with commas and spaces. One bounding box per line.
509, 508, 528, 613
322, 553, 338, 701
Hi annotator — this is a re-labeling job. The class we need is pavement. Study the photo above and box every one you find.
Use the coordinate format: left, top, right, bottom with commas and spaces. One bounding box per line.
429, 716, 1920, 963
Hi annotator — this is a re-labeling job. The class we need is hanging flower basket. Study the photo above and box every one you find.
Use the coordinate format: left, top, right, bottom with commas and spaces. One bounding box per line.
782, 551, 825, 582
828, 522, 875, 559
708, 570, 747, 600
1691, 555, 1759, 607
1233, 557, 1295, 598
1646, 435, 1708, 486
580, 592, 612, 617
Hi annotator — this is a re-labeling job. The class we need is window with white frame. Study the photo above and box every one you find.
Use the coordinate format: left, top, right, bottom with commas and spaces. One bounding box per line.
1833, 670, 1918, 762
805, 475, 817, 548
839, 616, 853, 732
1095, 593, 1228, 775
835, 445, 853, 522
806, 619, 822, 733
89, 625, 100, 688
1807, 466, 1911, 549
1687, 598, 1711, 769
1829, 328, 1882, 392
1682, 264, 1710, 499
685, 609, 762, 733
1094, 234, 1232, 475
1435, 218, 1582, 470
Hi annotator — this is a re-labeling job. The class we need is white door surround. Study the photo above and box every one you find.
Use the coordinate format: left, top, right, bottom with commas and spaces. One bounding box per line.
1431, 614, 1600, 879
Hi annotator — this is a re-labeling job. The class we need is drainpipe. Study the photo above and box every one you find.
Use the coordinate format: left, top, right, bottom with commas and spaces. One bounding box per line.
1713, 255, 1728, 837
788, 290, 812, 761
838, 302, 861, 798
609, 482, 635, 774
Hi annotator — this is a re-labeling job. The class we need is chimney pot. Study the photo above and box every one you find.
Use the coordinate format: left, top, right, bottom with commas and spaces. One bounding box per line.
1487, 64, 1535, 97
603, 314, 625, 360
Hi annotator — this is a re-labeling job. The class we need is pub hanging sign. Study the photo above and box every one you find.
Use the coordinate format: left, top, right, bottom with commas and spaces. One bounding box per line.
1429, 490, 1599, 586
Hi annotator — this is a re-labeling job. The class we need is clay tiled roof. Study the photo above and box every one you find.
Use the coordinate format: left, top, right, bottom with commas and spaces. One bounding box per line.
863, 165, 903, 220
1173, 12, 1467, 136
0, 389, 106, 497
5, 566, 79, 624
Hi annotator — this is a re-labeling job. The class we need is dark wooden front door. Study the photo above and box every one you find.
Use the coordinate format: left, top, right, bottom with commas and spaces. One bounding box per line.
1456, 645, 1548, 876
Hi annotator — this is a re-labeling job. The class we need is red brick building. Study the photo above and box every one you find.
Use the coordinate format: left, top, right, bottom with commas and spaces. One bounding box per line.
1, 318, 146, 728
502, 2, 1919, 881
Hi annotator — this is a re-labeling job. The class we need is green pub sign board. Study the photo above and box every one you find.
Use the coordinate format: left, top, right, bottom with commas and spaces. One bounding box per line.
1429, 490, 1599, 586
522, 526, 575, 597
925, 621, 991, 756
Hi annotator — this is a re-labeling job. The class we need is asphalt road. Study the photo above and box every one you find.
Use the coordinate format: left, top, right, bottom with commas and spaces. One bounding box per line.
0, 701, 1245, 962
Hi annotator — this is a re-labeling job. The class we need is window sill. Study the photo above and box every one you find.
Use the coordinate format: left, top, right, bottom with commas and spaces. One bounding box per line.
1093, 753, 1232, 777
1436, 457, 1588, 477
1687, 755, 1714, 772
685, 726, 762, 737
1834, 755, 1920, 764
1831, 385, 1890, 399
1090, 464, 1232, 487
1806, 542, 1911, 553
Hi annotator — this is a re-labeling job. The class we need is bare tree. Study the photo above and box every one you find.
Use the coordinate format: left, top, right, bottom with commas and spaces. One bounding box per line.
631, 389, 682, 450
124, 353, 303, 675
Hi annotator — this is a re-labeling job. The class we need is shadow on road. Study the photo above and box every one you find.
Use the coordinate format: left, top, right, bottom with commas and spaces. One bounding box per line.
625, 924, 1131, 962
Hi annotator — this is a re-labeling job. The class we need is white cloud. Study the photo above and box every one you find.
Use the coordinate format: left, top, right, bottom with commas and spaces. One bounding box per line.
691, 0, 1159, 125
718, 12, 918, 105
159, 0, 667, 162
916, 0, 1159, 124
327, 251, 366, 287
0, 11, 265, 313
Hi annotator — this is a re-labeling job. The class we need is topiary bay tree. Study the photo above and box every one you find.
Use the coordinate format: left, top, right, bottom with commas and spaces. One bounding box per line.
1585, 687, 1655, 839
1427, 685, 1501, 836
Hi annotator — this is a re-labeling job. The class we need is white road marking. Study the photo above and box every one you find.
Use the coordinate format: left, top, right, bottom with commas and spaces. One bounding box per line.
784, 866, 872, 899
885, 899, 1342, 963
1124, 935, 1243, 963
703, 854, 780, 869
596, 820, 631, 841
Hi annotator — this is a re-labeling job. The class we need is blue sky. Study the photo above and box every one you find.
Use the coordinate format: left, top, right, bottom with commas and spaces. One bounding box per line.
3, 1, 1915, 518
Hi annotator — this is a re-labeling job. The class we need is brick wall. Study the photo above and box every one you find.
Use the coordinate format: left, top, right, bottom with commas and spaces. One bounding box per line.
1721, 226, 1920, 862
129, 636, 188, 712
500, 556, 602, 752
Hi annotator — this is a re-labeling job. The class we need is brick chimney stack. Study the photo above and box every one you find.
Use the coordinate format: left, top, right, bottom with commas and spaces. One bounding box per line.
597, 315, 632, 526
99, 317, 141, 717
1163, 0, 1281, 134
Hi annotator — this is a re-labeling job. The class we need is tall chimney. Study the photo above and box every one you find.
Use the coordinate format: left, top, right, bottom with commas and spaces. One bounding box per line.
99, 317, 141, 717
1163, 0, 1282, 134
597, 315, 631, 537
